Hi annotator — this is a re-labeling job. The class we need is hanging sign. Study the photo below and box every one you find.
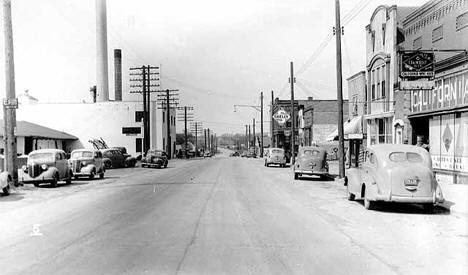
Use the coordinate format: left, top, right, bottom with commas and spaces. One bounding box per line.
273, 108, 291, 125
400, 51, 434, 78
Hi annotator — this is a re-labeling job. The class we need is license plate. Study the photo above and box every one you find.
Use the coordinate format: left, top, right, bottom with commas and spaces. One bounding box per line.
405, 178, 419, 186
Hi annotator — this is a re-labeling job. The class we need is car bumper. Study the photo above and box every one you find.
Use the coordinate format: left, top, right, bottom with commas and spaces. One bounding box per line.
142, 162, 163, 167
21, 176, 54, 184
373, 194, 444, 204
295, 169, 328, 176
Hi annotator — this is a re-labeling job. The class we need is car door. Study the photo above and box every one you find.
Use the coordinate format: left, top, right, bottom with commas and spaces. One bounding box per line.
55, 152, 66, 178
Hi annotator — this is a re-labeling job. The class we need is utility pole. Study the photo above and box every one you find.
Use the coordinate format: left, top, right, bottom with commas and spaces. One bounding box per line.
3, 0, 18, 187
155, 89, 179, 159
190, 122, 202, 157
204, 129, 207, 152
335, 0, 345, 178
253, 118, 256, 156
260, 92, 264, 156
129, 65, 160, 153
177, 106, 194, 158
245, 125, 248, 150
248, 125, 251, 150
207, 128, 210, 153
271, 90, 274, 148
290, 61, 296, 165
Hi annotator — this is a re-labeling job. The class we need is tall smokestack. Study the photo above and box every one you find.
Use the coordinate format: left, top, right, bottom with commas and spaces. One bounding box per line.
96, 0, 109, 102
114, 49, 122, 101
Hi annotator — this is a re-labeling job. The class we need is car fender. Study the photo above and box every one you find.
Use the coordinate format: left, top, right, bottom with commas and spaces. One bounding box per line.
0, 171, 11, 189
102, 158, 112, 168
125, 156, 136, 166
345, 168, 362, 195
81, 164, 96, 174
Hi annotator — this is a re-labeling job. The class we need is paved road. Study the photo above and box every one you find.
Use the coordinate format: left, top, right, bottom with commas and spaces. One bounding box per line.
0, 155, 466, 274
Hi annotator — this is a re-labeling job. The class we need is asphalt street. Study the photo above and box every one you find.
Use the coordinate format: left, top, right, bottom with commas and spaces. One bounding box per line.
0, 153, 467, 275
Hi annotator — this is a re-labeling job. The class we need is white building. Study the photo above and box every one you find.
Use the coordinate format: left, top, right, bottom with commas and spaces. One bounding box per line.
14, 101, 176, 157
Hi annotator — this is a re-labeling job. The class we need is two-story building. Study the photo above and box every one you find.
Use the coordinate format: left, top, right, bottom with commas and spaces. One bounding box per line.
400, 0, 468, 184
365, 5, 418, 146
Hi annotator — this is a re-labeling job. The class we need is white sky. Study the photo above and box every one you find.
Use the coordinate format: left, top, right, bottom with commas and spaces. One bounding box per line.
0, 0, 429, 134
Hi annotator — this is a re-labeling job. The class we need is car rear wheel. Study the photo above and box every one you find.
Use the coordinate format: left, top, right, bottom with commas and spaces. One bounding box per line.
364, 197, 375, 210
423, 204, 434, 214
347, 189, 355, 201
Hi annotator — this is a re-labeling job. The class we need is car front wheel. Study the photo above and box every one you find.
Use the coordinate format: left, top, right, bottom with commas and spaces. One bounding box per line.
2, 185, 10, 195
347, 189, 355, 201
50, 174, 59, 188
423, 204, 434, 214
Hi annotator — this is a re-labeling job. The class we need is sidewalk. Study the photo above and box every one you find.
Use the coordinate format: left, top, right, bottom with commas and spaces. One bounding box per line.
328, 161, 468, 215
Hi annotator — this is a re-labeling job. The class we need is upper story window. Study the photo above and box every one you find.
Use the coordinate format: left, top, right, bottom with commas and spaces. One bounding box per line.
382, 24, 386, 46
432, 25, 443, 42
413, 36, 422, 50
370, 63, 386, 101
456, 12, 468, 31
371, 30, 376, 52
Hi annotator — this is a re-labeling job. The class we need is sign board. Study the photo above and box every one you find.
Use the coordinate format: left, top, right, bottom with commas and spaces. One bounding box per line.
400, 80, 434, 90
410, 71, 468, 113
3, 98, 18, 109
400, 51, 434, 78
273, 108, 291, 125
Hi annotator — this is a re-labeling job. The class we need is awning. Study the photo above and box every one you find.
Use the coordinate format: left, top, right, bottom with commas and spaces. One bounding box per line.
326, 116, 363, 141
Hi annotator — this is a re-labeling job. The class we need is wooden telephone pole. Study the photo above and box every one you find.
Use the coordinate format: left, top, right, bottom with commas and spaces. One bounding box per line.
290, 61, 296, 165
177, 106, 194, 158
335, 0, 345, 178
3, 0, 18, 187
260, 92, 264, 157
156, 89, 179, 159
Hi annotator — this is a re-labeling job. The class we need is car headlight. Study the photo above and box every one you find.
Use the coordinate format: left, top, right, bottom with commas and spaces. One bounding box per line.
41, 164, 48, 170
22, 165, 28, 172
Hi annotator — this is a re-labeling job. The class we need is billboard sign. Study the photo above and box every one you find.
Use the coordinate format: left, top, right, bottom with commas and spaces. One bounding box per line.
400, 51, 434, 78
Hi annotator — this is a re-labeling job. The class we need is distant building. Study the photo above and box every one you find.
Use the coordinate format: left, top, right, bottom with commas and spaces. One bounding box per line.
15, 101, 176, 157
399, 0, 468, 184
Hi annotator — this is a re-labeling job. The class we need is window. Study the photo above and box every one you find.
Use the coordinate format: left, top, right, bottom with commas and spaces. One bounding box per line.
376, 67, 380, 98
382, 24, 386, 46
382, 80, 386, 98
135, 111, 144, 122
371, 69, 376, 100
456, 12, 468, 31
432, 25, 443, 42
371, 30, 376, 51
413, 37, 422, 49
381, 64, 386, 98
378, 118, 385, 143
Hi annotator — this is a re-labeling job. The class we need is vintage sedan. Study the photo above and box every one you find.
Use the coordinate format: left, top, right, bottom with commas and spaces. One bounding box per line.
294, 146, 329, 180
345, 144, 444, 212
101, 148, 137, 169
264, 148, 287, 167
21, 149, 72, 187
69, 149, 105, 179
141, 150, 168, 168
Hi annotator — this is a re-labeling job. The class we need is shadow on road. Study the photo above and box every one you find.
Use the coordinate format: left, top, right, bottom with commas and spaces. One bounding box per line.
352, 200, 450, 215
0, 192, 24, 201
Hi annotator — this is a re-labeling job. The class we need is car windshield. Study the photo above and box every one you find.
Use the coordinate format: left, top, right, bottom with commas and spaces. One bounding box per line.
271, 149, 283, 155
71, 151, 93, 158
389, 152, 423, 163
29, 153, 54, 163
302, 150, 320, 157
149, 151, 163, 157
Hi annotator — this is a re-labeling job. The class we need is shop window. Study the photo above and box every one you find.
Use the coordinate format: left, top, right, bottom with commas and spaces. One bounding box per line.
378, 119, 385, 143
135, 111, 144, 122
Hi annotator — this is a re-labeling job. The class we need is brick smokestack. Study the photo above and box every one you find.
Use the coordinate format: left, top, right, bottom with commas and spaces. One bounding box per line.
96, 0, 109, 102
114, 49, 122, 101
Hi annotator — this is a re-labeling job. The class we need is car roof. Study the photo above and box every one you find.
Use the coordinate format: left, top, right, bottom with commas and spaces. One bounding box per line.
29, 149, 65, 155
299, 146, 326, 152
368, 144, 428, 155
71, 149, 97, 153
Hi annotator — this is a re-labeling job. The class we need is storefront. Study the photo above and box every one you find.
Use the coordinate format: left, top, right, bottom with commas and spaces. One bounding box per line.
408, 67, 468, 184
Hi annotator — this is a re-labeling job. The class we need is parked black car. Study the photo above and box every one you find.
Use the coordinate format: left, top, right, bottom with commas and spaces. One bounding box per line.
101, 148, 137, 169
141, 150, 168, 168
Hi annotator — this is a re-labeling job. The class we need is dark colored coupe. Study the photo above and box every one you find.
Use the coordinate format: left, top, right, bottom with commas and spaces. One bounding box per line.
141, 150, 168, 168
